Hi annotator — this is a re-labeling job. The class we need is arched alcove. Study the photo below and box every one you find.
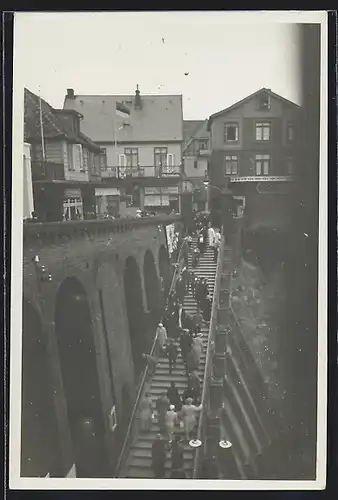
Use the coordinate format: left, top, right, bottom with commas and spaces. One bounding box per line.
143, 250, 161, 323
123, 257, 147, 379
54, 277, 109, 477
21, 299, 60, 477
158, 245, 171, 298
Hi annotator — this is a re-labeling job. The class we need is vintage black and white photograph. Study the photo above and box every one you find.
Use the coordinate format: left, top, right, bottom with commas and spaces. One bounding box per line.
10, 11, 327, 489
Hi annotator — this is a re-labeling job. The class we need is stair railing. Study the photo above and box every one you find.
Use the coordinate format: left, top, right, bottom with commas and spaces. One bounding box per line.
114, 231, 188, 476
192, 232, 225, 478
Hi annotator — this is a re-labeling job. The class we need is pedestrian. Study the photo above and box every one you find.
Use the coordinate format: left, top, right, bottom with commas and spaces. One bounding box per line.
181, 398, 203, 442
191, 309, 204, 336
192, 247, 200, 268
208, 224, 215, 248
167, 382, 182, 412
182, 238, 189, 267
156, 322, 167, 355
182, 266, 190, 293
177, 303, 187, 329
202, 295, 212, 323
213, 230, 221, 262
156, 393, 170, 433
189, 370, 202, 401
179, 329, 193, 369
142, 353, 158, 380
165, 338, 178, 375
165, 405, 178, 443
182, 386, 198, 406
152, 434, 167, 478
186, 346, 199, 373
139, 392, 154, 432
175, 275, 185, 305
195, 278, 205, 310
171, 435, 184, 471
197, 233, 205, 256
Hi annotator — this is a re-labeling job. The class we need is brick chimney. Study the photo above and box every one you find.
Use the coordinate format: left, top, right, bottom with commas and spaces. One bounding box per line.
66, 88, 75, 99
135, 84, 141, 109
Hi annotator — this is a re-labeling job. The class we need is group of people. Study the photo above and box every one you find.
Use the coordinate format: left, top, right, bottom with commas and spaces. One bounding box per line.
139, 215, 221, 478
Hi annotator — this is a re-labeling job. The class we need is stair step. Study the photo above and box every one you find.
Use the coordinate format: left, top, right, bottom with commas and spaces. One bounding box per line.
128, 456, 193, 470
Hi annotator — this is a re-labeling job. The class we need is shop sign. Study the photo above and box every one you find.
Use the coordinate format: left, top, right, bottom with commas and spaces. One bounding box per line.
230, 176, 294, 183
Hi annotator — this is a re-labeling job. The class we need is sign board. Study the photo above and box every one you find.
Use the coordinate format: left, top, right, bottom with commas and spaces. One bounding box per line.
230, 176, 294, 183
144, 186, 179, 195
95, 187, 120, 196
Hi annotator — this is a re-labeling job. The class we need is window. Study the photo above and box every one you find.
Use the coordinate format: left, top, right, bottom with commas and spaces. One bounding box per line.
286, 122, 294, 142
99, 148, 107, 171
224, 155, 238, 175
167, 153, 174, 167
255, 154, 270, 175
73, 144, 84, 172
224, 123, 239, 142
124, 148, 139, 167
198, 140, 209, 151
257, 93, 271, 110
118, 154, 126, 167
154, 147, 168, 167
286, 157, 293, 174
67, 144, 75, 171
255, 122, 271, 141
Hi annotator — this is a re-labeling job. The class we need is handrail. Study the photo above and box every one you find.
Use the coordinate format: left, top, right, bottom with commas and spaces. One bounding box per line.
114, 230, 187, 476
192, 231, 225, 478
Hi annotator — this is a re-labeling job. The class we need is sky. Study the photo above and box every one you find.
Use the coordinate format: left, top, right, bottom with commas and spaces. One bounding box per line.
14, 12, 302, 120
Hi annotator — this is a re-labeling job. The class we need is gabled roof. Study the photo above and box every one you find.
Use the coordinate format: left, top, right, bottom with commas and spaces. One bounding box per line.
24, 88, 100, 151
208, 88, 300, 128
63, 92, 183, 143
182, 119, 209, 153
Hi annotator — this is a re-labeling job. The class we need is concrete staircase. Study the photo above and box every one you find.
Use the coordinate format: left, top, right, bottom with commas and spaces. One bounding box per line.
120, 237, 217, 478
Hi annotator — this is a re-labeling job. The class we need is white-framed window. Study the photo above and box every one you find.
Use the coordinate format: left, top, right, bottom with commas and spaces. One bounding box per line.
109, 406, 117, 432
100, 148, 107, 171
124, 148, 139, 167
255, 122, 271, 141
224, 155, 238, 175
286, 157, 293, 174
67, 144, 75, 171
167, 153, 174, 167
286, 122, 294, 142
118, 154, 126, 167
73, 144, 84, 172
154, 147, 168, 167
224, 123, 239, 142
255, 154, 270, 175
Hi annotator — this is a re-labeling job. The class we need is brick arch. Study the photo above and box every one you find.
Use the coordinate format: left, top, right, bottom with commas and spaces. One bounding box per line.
54, 276, 110, 478
123, 256, 148, 379
21, 298, 60, 477
95, 262, 135, 432
143, 249, 161, 323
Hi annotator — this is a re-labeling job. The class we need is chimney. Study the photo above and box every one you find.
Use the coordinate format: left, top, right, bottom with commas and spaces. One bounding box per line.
135, 84, 141, 109
66, 88, 75, 99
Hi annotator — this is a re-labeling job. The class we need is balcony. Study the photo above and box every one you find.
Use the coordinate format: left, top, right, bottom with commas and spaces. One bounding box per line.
101, 165, 182, 180
31, 161, 65, 181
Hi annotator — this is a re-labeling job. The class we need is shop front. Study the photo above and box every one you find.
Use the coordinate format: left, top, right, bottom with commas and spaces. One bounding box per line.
63, 187, 84, 221
143, 186, 180, 214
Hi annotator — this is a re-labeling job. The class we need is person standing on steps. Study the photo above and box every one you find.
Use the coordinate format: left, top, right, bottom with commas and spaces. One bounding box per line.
181, 266, 190, 294
182, 237, 189, 267
175, 275, 185, 305
208, 223, 215, 249
197, 232, 205, 256
165, 338, 178, 375
179, 329, 193, 371
192, 247, 200, 267
165, 405, 178, 444
191, 309, 204, 336
167, 382, 182, 412
202, 294, 213, 323
139, 392, 154, 432
171, 435, 184, 472
190, 271, 197, 296
156, 393, 170, 434
156, 322, 167, 356
181, 398, 202, 442
213, 229, 221, 262
152, 434, 167, 478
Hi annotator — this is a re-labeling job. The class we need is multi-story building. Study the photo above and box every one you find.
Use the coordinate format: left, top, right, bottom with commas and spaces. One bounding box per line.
182, 119, 210, 211
63, 86, 184, 216
207, 88, 300, 229
24, 88, 103, 222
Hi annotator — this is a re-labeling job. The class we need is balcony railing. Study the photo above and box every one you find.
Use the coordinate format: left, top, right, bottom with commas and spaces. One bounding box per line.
31, 161, 65, 181
192, 230, 225, 479
101, 165, 182, 179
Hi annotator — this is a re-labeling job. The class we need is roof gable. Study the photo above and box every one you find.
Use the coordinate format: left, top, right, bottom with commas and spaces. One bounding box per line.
208, 88, 300, 126
24, 88, 100, 151
63, 93, 183, 143
182, 119, 209, 153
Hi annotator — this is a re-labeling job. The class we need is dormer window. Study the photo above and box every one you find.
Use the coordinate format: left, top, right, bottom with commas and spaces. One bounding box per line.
258, 93, 271, 111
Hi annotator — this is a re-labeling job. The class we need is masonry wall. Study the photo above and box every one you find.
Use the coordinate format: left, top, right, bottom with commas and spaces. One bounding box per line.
22, 222, 171, 476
